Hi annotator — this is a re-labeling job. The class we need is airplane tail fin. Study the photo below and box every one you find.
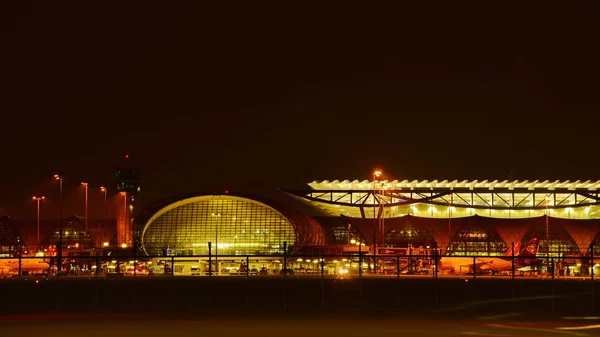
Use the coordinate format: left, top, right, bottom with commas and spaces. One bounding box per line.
504, 242, 522, 256
519, 238, 540, 257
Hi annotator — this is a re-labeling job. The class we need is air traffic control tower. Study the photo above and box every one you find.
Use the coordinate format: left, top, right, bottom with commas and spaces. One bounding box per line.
115, 154, 140, 248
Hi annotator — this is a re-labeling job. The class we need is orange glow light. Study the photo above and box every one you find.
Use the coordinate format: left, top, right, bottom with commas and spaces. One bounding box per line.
373, 170, 382, 177
100, 186, 106, 191
53, 174, 60, 180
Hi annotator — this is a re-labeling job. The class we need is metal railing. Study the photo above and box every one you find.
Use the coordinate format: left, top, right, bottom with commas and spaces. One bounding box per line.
1, 252, 598, 316
0, 252, 596, 279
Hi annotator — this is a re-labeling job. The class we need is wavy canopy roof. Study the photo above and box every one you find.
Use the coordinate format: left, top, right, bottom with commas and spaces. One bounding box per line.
310, 180, 600, 191
284, 179, 600, 220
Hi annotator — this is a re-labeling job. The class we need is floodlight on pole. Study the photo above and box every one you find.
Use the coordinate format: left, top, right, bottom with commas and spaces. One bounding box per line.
32, 196, 45, 251
100, 186, 107, 218
81, 182, 89, 230
54, 173, 63, 273
372, 169, 382, 274
545, 193, 551, 272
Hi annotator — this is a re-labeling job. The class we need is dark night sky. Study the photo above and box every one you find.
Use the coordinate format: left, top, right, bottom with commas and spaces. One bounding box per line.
2, 2, 599, 219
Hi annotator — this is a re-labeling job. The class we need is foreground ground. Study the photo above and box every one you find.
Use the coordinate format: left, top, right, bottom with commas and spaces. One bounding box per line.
2, 276, 600, 336
2, 313, 600, 337
2, 276, 598, 316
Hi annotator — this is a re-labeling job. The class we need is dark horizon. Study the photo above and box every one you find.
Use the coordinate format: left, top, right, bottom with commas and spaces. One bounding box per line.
3, 2, 600, 218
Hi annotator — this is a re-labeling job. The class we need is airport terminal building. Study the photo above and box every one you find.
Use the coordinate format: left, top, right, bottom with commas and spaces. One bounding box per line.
138, 193, 324, 256
136, 180, 600, 259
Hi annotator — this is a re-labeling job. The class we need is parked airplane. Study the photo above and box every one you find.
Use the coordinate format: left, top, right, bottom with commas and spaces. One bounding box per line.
439, 238, 542, 274
0, 258, 50, 275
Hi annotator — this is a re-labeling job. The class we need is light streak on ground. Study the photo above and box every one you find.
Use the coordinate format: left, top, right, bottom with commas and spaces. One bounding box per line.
435, 294, 563, 313
557, 325, 600, 331
487, 323, 590, 337
2, 317, 598, 337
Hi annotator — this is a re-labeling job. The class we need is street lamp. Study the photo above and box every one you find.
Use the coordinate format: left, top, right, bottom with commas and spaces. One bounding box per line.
81, 182, 89, 230
32, 196, 45, 251
448, 193, 453, 236
380, 181, 386, 246
100, 186, 107, 219
212, 213, 221, 274
54, 173, 63, 273
545, 194, 551, 272
100, 186, 108, 236
373, 169, 382, 274
546, 194, 554, 274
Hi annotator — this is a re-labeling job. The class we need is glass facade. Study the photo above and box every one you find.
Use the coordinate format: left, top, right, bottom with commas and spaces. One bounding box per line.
446, 226, 507, 256
331, 225, 364, 245
141, 195, 296, 256
116, 169, 140, 193
0, 218, 26, 257
590, 233, 600, 256
384, 224, 431, 248
524, 229, 580, 258
116, 169, 140, 182
43, 219, 95, 252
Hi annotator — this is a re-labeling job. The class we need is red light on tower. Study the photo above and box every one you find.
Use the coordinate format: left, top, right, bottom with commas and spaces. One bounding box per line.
125, 154, 129, 159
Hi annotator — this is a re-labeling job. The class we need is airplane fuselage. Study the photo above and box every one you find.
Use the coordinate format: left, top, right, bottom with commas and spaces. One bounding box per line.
440, 256, 542, 274
0, 258, 50, 274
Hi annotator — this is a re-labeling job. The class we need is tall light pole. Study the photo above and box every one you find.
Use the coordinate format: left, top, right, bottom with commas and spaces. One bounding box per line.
448, 193, 452, 236
373, 170, 382, 245
380, 181, 386, 246
33, 196, 45, 251
100, 186, 107, 219
81, 182, 89, 230
213, 213, 221, 274
545, 194, 551, 271
373, 169, 382, 274
100, 186, 107, 235
54, 173, 63, 272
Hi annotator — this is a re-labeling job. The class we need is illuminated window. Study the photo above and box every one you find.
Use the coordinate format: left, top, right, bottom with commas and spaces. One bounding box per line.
44, 218, 95, 250
332, 227, 348, 242
141, 195, 296, 256
331, 225, 365, 245
523, 229, 579, 258
384, 224, 431, 248
446, 226, 506, 256
0, 217, 28, 257
116, 169, 139, 181
589, 233, 600, 256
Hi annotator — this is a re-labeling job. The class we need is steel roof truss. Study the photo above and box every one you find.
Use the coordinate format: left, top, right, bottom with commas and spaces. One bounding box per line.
494, 193, 511, 207
474, 193, 491, 207
513, 193, 532, 208
454, 193, 472, 206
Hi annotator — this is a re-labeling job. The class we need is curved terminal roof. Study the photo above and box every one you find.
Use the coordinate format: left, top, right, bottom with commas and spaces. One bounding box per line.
137, 193, 325, 255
